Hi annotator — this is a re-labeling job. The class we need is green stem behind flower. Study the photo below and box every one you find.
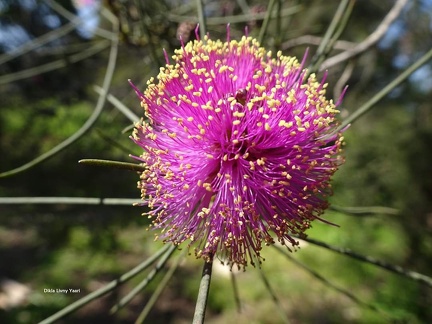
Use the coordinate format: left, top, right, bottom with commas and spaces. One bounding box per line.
274, 246, 391, 319
78, 159, 146, 172
329, 205, 400, 216
135, 250, 185, 323
301, 237, 432, 288
193, 258, 214, 324
0, 197, 140, 205
167, 5, 301, 25
110, 245, 177, 314
231, 271, 242, 313
338, 47, 432, 131
0, 8, 119, 179
93, 85, 140, 123
196, 0, 207, 40
308, 0, 351, 73
320, 0, 409, 71
39, 245, 172, 324
257, 266, 290, 324
310, 0, 355, 74
258, 0, 277, 45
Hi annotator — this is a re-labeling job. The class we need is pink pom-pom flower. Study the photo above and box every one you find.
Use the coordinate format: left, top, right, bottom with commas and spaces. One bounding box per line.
131, 33, 345, 269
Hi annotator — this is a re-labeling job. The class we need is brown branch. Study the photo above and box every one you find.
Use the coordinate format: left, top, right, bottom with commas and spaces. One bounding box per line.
320, 0, 409, 71
282, 35, 356, 51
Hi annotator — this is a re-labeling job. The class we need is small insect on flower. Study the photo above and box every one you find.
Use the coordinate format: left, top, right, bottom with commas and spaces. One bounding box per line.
234, 88, 248, 106
131, 30, 345, 269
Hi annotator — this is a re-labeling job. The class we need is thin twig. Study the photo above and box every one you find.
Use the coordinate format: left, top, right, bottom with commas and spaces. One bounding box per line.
0, 40, 110, 85
300, 237, 432, 288
329, 205, 400, 216
93, 85, 140, 123
258, 0, 277, 44
110, 245, 177, 314
0, 8, 119, 178
321, 0, 355, 64
282, 35, 356, 51
308, 0, 351, 72
196, 0, 207, 40
274, 0, 283, 50
338, 47, 432, 131
333, 60, 355, 101
135, 2, 164, 68
274, 246, 390, 318
135, 250, 186, 323
0, 22, 76, 65
166, 6, 301, 25
45, 0, 115, 40
94, 129, 132, 155
257, 266, 290, 324
122, 124, 136, 134
235, 0, 250, 14
192, 258, 213, 324
320, 0, 409, 71
230, 271, 241, 313
0, 197, 140, 205
39, 245, 172, 324
78, 159, 145, 172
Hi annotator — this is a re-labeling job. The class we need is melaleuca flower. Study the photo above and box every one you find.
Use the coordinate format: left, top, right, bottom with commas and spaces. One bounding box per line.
131, 33, 345, 269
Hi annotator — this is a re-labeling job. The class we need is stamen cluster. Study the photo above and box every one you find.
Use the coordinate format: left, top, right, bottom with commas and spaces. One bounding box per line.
132, 35, 344, 268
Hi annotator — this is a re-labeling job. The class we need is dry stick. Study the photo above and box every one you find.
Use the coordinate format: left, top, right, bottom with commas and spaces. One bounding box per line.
36, 42, 106, 56
282, 35, 356, 51
192, 259, 214, 324
333, 60, 355, 101
280, 0, 300, 36
0, 8, 119, 178
309, 0, 355, 74
0, 22, 76, 65
308, 0, 351, 72
38, 245, 172, 324
320, 0, 355, 64
135, 1, 164, 68
320, 0, 409, 71
166, 6, 301, 25
45, 0, 115, 40
300, 237, 432, 288
168, 0, 195, 16
0, 40, 110, 84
